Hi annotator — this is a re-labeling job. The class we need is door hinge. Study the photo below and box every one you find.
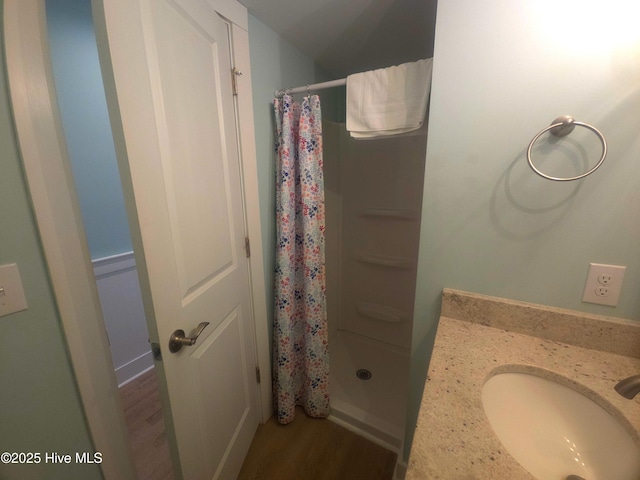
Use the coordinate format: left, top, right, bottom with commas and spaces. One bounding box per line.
255, 366, 261, 384
231, 67, 242, 96
245, 236, 251, 258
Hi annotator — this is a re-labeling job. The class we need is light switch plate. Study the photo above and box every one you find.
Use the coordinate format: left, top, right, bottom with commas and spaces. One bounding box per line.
0, 263, 28, 317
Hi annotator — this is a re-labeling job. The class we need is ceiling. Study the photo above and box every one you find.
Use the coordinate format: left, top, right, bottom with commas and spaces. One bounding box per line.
239, 0, 438, 78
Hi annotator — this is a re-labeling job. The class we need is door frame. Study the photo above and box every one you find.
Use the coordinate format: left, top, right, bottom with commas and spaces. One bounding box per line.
3, 1, 272, 479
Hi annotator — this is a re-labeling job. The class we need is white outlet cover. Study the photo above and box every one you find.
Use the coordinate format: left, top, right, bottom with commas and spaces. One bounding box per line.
582, 263, 626, 307
0, 263, 28, 317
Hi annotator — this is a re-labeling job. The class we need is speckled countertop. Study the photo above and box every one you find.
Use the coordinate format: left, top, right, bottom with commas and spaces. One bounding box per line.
406, 289, 640, 480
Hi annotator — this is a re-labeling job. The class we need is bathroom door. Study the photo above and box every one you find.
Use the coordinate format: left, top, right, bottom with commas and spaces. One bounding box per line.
94, 0, 259, 478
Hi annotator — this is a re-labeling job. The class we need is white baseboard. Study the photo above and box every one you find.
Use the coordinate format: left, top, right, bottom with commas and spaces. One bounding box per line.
93, 251, 152, 388
116, 351, 154, 387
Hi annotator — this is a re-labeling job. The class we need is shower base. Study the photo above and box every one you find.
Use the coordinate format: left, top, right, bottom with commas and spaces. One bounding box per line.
328, 330, 409, 457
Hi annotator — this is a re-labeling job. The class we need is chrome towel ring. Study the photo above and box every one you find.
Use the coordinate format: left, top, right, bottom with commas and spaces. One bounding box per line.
527, 115, 607, 181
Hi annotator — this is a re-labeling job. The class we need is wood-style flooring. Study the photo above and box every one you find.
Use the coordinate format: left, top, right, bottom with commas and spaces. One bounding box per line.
238, 407, 397, 480
121, 371, 396, 480
119, 368, 174, 480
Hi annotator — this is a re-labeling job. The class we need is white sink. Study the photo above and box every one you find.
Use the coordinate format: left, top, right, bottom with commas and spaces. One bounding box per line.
481, 370, 640, 480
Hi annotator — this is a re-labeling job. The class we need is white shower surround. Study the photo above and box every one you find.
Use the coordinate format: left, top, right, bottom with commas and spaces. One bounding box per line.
323, 120, 427, 477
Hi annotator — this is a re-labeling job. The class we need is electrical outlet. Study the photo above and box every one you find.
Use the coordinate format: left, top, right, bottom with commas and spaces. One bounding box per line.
597, 274, 613, 285
582, 263, 626, 306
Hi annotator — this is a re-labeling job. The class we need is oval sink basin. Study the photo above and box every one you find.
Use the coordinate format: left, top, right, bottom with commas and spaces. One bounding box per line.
482, 370, 640, 480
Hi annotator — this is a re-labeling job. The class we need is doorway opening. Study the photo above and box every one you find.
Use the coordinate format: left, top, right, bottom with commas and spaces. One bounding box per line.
45, 1, 172, 478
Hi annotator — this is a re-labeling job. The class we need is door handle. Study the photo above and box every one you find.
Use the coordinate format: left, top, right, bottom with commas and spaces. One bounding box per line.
168, 322, 210, 353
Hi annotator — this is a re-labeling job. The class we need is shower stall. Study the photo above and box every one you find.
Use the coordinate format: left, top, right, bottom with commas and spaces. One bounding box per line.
323, 120, 427, 461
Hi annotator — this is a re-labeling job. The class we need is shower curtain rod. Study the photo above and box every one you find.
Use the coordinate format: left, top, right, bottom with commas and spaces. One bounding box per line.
275, 78, 346, 98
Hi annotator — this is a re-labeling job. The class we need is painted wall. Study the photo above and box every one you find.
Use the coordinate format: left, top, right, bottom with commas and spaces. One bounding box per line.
407, 0, 640, 458
248, 14, 340, 344
0, 4, 101, 478
46, 0, 132, 260
46, 0, 151, 387
93, 255, 152, 386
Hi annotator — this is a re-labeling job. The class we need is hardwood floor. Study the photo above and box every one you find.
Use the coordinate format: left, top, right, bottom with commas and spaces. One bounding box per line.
120, 372, 396, 480
238, 407, 397, 480
119, 368, 174, 480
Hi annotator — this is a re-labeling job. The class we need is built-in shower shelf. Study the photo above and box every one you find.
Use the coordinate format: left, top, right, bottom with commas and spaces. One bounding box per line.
356, 302, 406, 323
356, 252, 415, 269
359, 208, 417, 220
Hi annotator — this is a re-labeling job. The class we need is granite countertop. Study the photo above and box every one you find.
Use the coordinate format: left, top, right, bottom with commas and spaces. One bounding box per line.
406, 289, 640, 480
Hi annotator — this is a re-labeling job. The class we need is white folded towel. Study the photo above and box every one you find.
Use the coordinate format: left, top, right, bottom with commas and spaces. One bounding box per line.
346, 58, 433, 139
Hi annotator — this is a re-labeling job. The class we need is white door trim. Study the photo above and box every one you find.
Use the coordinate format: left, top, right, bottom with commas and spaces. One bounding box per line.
227, 19, 273, 424
3, 1, 272, 479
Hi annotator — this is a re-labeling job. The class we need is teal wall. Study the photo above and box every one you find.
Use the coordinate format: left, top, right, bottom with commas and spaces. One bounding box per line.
0, 4, 101, 478
46, 0, 132, 260
406, 0, 640, 459
248, 14, 340, 345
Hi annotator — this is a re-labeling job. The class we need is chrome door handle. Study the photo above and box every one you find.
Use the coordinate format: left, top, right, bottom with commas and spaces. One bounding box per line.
168, 322, 209, 353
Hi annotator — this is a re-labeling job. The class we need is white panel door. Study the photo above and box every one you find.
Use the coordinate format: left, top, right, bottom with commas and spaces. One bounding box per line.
94, 0, 259, 478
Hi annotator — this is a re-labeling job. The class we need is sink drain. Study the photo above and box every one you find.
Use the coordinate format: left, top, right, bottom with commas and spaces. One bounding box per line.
356, 369, 372, 380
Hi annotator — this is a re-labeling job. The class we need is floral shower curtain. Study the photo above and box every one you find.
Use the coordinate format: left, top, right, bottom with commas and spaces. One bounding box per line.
273, 93, 330, 424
